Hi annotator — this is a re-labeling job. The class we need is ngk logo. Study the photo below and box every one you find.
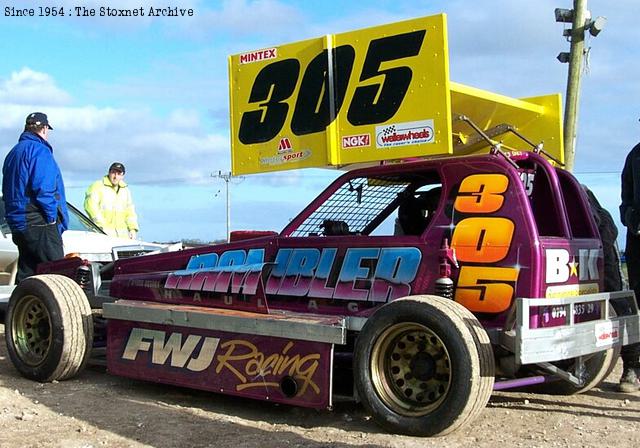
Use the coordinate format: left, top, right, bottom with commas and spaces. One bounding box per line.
342, 133, 370, 149
122, 328, 220, 372
545, 248, 600, 284
278, 137, 293, 153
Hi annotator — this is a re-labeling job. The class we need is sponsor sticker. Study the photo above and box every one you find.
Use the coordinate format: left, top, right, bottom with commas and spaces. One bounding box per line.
278, 137, 293, 153
544, 283, 599, 298
595, 320, 620, 347
239, 47, 277, 64
260, 150, 312, 166
376, 119, 435, 148
341, 133, 371, 149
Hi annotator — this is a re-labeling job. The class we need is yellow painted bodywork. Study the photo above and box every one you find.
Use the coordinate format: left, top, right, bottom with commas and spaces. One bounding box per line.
228, 13, 563, 175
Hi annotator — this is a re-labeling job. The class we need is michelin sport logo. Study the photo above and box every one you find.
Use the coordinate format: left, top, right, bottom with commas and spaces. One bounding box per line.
260, 137, 312, 166
545, 248, 600, 283
376, 119, 434, 148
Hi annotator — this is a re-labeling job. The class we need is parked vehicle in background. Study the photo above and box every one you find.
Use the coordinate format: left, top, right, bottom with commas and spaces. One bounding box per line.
0, 198, 180, 305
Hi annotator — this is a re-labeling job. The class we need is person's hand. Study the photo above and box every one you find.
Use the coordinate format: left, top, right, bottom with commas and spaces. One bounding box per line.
625, 208, 640, 235
129, 230, 138, 240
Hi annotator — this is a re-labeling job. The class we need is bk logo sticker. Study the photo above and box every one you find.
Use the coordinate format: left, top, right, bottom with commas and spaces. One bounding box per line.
545, 248, 600, 284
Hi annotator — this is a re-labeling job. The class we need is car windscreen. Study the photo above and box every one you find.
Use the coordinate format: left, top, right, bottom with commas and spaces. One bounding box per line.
0, 198, 105, 235
66, 202, 105, 234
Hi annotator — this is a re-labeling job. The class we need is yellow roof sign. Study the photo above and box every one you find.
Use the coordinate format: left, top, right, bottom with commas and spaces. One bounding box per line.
228, 14, 563, 175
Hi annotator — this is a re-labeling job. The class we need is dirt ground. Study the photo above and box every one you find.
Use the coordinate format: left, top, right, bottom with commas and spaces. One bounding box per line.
0, 324, 638, 448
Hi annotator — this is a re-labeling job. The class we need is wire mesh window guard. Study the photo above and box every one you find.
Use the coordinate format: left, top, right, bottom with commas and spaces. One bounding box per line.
290, 173, 443, 237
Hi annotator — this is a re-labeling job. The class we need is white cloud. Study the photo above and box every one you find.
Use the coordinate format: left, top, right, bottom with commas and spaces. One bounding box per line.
129, 131, 227, 157
0, 68, 71, 106
168, 109, 201, 129
0, 68, 230, 193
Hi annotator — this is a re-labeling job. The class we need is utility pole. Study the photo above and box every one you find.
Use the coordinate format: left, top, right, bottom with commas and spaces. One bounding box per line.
555, 1, 606, 171
213, 171, 233, 243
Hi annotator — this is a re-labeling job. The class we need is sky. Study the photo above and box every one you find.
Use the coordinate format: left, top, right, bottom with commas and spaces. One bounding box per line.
0, 0, 638, 244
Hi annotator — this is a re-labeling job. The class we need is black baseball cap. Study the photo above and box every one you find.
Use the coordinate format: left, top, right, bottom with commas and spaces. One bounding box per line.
109, 162, 125, 174
25, 112, 53, 129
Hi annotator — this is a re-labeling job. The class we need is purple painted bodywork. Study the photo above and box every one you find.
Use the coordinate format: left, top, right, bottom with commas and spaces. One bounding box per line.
40, 151, 606, 405
107, 319, 333, 408
493, 375, 554, 391
106, 152, 603, 329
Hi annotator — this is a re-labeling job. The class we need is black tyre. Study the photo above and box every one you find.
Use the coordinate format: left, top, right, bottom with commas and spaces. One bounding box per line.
5, 274, 94, 382
354, 295, 494, 436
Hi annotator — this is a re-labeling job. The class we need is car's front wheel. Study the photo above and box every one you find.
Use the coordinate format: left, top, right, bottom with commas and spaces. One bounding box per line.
5, 274, 93, 382
354, 295, 494, 436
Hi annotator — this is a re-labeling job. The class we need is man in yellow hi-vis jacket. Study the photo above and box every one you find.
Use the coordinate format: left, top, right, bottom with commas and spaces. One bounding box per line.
84, 162, 139, 239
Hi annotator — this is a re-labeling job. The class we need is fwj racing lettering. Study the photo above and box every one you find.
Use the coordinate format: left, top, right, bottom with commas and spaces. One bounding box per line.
451, 173, 519, 313
165, 247, 421, 302
120, 328, 321, 396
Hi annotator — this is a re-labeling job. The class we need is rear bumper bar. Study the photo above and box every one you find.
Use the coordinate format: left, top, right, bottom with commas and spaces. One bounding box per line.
507, 291, 640, 364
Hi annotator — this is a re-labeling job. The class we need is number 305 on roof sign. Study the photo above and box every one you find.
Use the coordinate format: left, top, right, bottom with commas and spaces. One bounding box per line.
228, 14, 453, 175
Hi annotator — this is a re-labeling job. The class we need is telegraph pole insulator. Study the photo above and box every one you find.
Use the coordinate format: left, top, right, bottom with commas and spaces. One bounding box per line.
555, 8, 574, 22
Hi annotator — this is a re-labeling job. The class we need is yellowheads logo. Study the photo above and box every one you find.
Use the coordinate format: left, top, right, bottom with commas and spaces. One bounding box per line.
376, 119, 435, 148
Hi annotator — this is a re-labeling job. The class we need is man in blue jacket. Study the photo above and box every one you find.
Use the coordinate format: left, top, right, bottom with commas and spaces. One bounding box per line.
2, 112, 69, 283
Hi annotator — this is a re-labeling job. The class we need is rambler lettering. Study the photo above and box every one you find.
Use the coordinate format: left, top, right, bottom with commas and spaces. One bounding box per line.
165, 247, 422, 302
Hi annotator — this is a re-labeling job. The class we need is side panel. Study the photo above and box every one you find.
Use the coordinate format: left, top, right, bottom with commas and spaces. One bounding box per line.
107, 320, 333, 409
540, 239, 603, 299
441, 161, 538, 316
265, 236, 426, 316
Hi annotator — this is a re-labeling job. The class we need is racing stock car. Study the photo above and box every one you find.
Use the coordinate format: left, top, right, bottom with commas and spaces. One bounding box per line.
4, 14, 640, 436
